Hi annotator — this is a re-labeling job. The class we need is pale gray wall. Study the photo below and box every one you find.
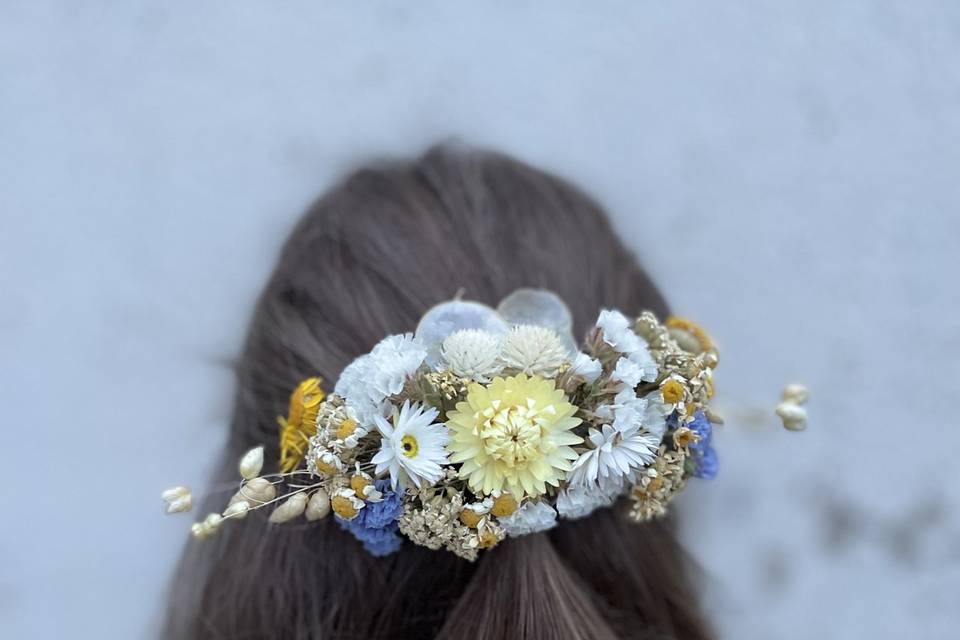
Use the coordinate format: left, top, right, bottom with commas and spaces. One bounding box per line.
2, 2, 958, 638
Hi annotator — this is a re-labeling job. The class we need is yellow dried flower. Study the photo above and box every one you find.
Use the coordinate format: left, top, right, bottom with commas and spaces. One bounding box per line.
313, 451, 340, 476
447, 374, 582, 499
490, 494, 518, 517
673, 426, 699, 450
661, 379, 685, 404
331, 491, 364, 520
278, 377, 325, 472
350, 474, 372, 497
335, 418, 358, 440
666, 316, 716, 359
459, 509, 482, 528
478, 527, 501, 549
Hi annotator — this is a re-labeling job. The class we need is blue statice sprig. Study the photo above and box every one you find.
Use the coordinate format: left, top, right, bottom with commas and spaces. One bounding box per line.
335, 480, 404, 556
687, 410, 718, 479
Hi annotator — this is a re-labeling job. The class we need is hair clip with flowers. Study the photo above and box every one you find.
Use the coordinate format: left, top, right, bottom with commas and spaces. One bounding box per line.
163, 289, 727, 560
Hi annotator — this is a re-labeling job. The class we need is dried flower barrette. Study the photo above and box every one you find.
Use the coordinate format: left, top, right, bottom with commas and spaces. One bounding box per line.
165, 289, 734, 560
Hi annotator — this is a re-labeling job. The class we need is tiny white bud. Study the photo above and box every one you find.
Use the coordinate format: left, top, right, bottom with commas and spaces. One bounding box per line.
223, 501, 250, 519
782, 383, 810, 405
203, 513, 224, 531
162, 486, 193, 514
776, 402, 807, 431
166, 494, 193, 514
190, 523, 208, 540
268, 492, 308, 524
162, 486, 190, 502
239, 446, 265, 480
230, 477, 277, 506
305, 489, 330, 521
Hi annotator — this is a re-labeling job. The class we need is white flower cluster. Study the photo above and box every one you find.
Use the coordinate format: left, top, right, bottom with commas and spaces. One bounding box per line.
334, 333, 427, 424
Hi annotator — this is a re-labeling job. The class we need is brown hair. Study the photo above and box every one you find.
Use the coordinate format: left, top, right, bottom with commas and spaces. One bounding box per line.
164, 145, 713, 639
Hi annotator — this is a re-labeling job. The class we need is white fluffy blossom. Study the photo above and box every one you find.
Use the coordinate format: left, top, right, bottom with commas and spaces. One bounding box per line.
556, 479, 624, 520
498, 500, 558, 536
334, 334, 427, 425
440, 329, 503, 382
597, 310, 658, 382
570, 352, 602, 383
597, 309, 643, 353
498, 325, 570, 378
611, 357, 644, 387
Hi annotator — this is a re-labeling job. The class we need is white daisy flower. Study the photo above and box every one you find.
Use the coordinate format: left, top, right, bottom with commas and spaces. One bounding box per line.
371, 400, 449, 490
498, 325, 570, 378
440, 329, 503, 382
498, 500, 558, 536
334, 334, 427, 425
570, 352, 602, 383
556, 479, 624, 520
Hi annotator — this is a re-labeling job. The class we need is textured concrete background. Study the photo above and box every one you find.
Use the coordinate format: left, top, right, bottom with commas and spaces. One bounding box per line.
2, 2, 958, 638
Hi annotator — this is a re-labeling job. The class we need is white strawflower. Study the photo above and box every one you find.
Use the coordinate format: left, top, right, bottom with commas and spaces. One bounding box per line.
498, 500, 558, 536
440, 329, 503, 382
556, 479, 623, 519
498, 325, 569, 378
371, 400, 450, 490
568, 387, 665, 487
570, 352, 602, 383
567, 420, 660, 487
334, 333, 427, 424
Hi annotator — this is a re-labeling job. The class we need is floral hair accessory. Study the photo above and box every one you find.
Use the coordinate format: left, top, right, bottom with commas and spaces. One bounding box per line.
163, 289, 729, 560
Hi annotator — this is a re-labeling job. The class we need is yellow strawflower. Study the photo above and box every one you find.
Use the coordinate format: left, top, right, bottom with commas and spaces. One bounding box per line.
447, 374, 582, 499
278, 377, 324, 472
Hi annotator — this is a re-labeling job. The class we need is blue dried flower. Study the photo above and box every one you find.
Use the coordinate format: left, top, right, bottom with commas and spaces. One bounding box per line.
336, 480, 404, 556
687, 411, 718, 479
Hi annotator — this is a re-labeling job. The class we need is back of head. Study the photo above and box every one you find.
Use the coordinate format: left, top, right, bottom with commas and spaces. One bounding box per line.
164, 146, 712, 639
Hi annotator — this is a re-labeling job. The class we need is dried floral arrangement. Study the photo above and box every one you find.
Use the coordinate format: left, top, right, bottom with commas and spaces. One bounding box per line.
163, 289, 725, 560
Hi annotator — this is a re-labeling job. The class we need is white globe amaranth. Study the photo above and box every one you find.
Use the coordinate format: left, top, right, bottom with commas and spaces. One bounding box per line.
498, 325, 569, 378
440, 329, 504, 382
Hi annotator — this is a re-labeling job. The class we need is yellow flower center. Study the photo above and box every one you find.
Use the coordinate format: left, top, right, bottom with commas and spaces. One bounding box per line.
350, 475, 371, 497
400, 434, 419, 458
480, 402, 547, 467
459, 509, 482, 528
335, 418, 358, 440
673, 427, 699, 449
331, 495, 358, 519
490, 494, 518, 517
661, 379, 685, 404
478, 529, 501, 548
315, 458, 337, 475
